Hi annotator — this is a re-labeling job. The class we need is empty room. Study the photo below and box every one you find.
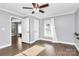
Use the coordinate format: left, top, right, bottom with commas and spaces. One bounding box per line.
0, 3, 79, 56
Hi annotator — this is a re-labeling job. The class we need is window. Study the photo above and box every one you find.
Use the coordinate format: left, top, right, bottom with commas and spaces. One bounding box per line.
44, 18, 57, 41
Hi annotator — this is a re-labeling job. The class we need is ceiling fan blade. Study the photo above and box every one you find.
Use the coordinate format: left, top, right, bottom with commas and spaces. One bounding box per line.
32, 3, 36, 8
22, 7, 32, 9
39, 4, 49, 8
32, 11, 35, 14
39, 10, 44, 13
37, 4, 39, 8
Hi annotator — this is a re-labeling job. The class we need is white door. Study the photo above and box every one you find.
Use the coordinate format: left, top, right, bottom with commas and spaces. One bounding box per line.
34, 19, 39, 41
22, 18, 29, 43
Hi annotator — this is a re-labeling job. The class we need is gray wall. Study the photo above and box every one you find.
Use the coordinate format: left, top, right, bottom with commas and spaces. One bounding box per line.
29, 17, 34, 42
0, 8, 76, 48
39, 19, 44, 39
0, 10, 11, 47
76, 9, 79, 33
55, 14, 75, 43
0, 10, 21, 48
75, 9, 79, 50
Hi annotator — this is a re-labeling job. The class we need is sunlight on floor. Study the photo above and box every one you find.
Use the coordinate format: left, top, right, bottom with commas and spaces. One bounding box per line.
17, 37, 22, 50
43, 43, 55, 55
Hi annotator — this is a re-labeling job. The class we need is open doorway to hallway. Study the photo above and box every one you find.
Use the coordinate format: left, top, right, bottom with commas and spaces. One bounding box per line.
11, 17, 22, 50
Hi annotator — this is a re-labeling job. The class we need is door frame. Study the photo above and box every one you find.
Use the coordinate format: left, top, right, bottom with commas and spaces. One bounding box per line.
10, 16, 22, 46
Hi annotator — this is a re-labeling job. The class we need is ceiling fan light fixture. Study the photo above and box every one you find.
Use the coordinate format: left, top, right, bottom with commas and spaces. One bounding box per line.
36, 8, 39, 12
33, 8, 39, 13
33, 8, 36, 12
22, 3, 49, 14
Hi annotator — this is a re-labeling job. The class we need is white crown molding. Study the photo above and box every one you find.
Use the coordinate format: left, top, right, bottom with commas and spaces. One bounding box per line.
42, 10, 77, 19
53, 9, 76, 17
24, 11, 75, 19
0, 8, 24, 18
74, 8, 79, 14
23, 14, 41, 20
0, 6, 78, 19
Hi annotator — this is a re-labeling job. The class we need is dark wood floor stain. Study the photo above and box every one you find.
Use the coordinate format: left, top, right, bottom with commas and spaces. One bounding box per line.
0, 36, 79, 56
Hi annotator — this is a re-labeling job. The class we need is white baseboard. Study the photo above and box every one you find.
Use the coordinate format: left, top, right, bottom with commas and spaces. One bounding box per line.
0, 43, 11, 49
40, 38, 54, 42
53, 41, 75, 45
40, 38, 79, 51
22, 41, 30, 44
22, 38, 79, 51
40, 38, 75, 45
29, 40, 37, 44
22, 39, 39, 44
41, 39, 79, 52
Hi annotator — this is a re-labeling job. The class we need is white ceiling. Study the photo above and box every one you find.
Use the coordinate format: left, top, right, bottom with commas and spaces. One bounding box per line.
0, 3, 79, 18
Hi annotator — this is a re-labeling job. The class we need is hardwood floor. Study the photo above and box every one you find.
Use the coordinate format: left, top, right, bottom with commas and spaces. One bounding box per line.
0, 37, 79, 56
32, 40, 79, 56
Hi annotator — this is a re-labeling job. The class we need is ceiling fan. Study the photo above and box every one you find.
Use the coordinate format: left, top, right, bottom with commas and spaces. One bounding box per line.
22, 3, 49, 14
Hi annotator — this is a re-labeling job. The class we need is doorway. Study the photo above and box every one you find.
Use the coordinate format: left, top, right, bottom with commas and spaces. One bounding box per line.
11, 17, 22, 49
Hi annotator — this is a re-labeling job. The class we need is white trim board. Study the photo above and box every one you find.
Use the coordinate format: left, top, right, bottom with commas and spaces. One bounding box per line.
22, 39, 39, 44
19, 39, 79, 52
0, 8, 23, 18
53, 41, 75, 45
0, 44, 11, 49
40, 38, 75, 45
29, 39, 39, 44
40, 38, 54, 42
0, 6, 77, 19
40, 38, 79, 51
22, 38, 79, 51
74, 44, 79, 52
